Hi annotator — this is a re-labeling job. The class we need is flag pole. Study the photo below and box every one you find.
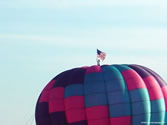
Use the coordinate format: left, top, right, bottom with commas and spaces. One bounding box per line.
96, 58, 100, 66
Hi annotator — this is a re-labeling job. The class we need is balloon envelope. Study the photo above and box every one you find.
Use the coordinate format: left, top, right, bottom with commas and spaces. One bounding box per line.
35, 64, 167, 125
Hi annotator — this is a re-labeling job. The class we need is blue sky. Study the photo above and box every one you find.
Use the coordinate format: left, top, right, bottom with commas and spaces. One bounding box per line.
1, 1, 167, 125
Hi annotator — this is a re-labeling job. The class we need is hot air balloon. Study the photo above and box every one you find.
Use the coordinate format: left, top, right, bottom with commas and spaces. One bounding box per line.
35, 64, 167, 125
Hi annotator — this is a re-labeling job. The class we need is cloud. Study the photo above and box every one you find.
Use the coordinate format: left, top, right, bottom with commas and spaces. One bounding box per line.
1, 27, 167, 51
1, 0, 167, 9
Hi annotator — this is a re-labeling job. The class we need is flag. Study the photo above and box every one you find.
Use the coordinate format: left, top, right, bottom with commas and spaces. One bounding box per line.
97, 49, 106, 61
